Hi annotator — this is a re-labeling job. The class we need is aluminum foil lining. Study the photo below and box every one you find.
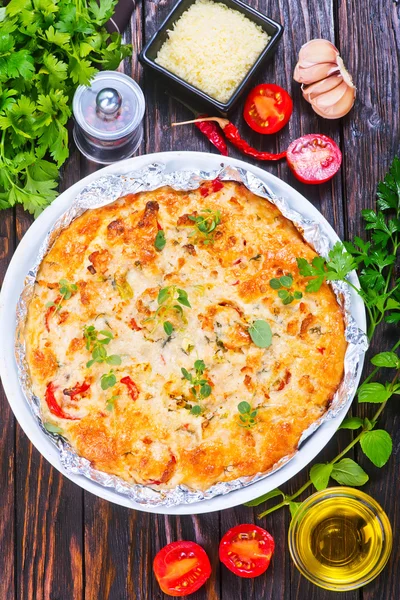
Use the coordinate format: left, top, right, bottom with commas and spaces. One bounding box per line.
15, 163, 368, 507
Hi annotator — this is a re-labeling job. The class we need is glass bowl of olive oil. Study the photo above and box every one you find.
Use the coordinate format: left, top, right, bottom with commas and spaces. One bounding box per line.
288, 487, 392, 591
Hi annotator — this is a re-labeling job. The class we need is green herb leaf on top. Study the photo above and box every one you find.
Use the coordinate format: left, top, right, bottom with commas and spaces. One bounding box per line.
163, 321, 174, 336
237, 401, 258, 428
84, 325, 121, 368
181, 359, 212, 403
155, 229, 166, 251
248, 320, 272, 348
101, 369, 117, 390
148, 285, 191, 336
45, 278, 78, 320
106, 394, 119, 412
188, 208, 221, 244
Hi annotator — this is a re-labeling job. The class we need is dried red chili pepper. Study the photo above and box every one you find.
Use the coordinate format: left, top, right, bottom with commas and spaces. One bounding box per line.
121, 376, 139, 401
45, 382, 80, 420
63, 381, 91, 398
168, 96, 228, 155
195, 115, 228, 156
172, 117, 286, 161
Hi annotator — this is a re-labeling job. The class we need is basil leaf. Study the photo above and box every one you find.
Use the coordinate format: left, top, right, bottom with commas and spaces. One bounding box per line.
370, 351, 400, 369
360, 430, 392, 467
154, 229, 166, 251
244, 488, 284, 507
331, 459, 369, 486
248, 320, 272, 348
358, 382, 391, 403
310, 463, 333, 491
339, 416, 364, 430
190, 405, 202, 416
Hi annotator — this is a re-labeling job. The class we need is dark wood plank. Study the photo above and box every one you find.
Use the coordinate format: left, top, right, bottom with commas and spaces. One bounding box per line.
0, 208, 16, 600
14, 145, 84, 600
338, 2, 400, 599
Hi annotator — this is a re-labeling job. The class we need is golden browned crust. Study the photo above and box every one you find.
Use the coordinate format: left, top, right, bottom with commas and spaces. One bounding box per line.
24, 181, 347, 490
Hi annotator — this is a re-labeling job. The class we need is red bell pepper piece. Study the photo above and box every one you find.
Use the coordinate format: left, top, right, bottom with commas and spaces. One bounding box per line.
121, 376, 139, 401
63, 381, 91, 398
45, 382, 80, 420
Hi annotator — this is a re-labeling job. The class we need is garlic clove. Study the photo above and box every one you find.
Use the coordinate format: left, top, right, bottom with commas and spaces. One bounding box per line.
298, 39, 339, 67
294, 62, 340, 85
302, 75, 344, 101
336, 56, 356, 88
311, 84, 356, 119
311, 81, 349, 109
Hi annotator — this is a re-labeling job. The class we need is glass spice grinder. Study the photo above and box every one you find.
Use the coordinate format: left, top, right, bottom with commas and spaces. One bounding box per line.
73, 71, 145, 164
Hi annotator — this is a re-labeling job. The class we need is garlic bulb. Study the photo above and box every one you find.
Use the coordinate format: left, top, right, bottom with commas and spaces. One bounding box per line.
294, 39, 356, 119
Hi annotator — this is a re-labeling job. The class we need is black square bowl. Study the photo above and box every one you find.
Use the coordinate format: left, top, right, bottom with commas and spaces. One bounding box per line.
139, 0, 283, 115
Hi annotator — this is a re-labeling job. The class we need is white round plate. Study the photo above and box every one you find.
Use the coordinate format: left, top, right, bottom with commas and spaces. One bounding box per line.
0, 151, 366, 515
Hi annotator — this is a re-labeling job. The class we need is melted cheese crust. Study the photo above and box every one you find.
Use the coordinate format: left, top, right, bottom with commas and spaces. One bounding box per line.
24, 181, 346, 491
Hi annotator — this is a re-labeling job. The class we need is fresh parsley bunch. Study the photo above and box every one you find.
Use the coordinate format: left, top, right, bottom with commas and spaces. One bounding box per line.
0, 0, 131, 216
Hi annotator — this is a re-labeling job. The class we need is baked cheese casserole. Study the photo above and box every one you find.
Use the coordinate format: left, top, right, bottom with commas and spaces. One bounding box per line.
24, 180, 346, 490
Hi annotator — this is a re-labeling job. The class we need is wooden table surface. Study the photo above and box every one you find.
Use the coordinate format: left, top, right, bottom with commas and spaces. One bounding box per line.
1, 1, 399, 599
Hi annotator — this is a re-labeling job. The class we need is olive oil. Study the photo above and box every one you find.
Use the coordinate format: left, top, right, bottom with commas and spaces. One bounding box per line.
288, 488, 392, 591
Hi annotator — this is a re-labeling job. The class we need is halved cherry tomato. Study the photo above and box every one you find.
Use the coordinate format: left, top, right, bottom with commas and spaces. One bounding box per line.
219, 524, 274, 578
153, 541, 211, 596
286, 133, 342, 184
244, 84, 293, 134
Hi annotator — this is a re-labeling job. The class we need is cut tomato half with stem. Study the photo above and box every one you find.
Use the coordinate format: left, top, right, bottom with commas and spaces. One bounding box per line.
219, 524, 275, 578
286, 133, 342, 184
244, 84, 293, 134
153, 540, 211, 596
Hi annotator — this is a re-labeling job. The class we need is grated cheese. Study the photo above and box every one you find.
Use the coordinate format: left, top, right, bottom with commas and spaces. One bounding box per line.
155, 0, 270, 103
